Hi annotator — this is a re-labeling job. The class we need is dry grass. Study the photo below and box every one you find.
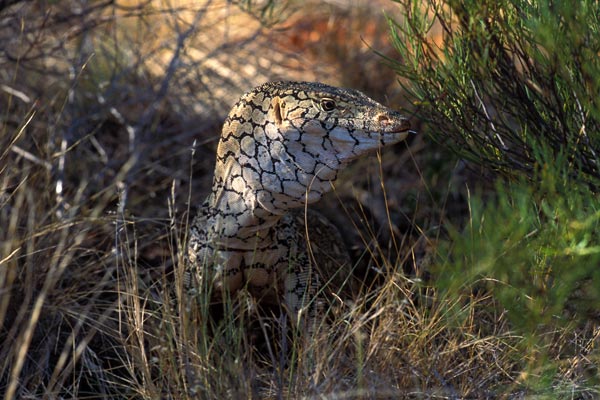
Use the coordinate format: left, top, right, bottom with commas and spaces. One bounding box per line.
1, 1, 598, 399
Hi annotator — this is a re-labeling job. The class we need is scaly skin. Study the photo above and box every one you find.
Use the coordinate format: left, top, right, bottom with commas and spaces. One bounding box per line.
187, 81, 412, 328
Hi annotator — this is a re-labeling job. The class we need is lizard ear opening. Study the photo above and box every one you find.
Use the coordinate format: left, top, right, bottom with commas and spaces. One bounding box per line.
271, 97, 283, 125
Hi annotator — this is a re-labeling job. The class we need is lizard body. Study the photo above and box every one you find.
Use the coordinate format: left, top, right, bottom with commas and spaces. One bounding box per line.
187, 81, 412, 327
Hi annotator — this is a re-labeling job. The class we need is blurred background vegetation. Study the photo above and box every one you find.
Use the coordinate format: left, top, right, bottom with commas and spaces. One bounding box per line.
0, 0, 598, 398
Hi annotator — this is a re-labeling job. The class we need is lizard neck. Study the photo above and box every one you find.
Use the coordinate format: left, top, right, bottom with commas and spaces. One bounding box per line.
202, 124, 336, 251
203, 170, 286, 251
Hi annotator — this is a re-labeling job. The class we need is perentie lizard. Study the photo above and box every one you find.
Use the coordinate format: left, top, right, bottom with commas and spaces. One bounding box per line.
187, 81, 412, 329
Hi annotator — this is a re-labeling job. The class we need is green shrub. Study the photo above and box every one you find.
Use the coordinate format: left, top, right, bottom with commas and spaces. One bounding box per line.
388, 0, 600, 187
433, 159, 600, 393
441, 160, 600, 324
389, 0, 600, 394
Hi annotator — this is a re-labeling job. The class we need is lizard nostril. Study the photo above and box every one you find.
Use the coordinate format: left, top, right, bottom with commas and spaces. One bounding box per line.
377, 112, 411, 132
377, 114, 390, 123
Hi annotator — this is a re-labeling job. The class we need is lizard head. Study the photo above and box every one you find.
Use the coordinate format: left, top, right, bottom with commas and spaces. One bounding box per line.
268, 81, 411, 172
216, 81, 413, 214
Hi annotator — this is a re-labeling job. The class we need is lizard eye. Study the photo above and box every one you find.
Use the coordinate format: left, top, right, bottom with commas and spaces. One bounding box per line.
320, 98, 336, 112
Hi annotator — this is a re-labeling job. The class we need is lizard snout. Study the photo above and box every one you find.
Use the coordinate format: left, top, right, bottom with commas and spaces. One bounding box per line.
375, 112, 411, 133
